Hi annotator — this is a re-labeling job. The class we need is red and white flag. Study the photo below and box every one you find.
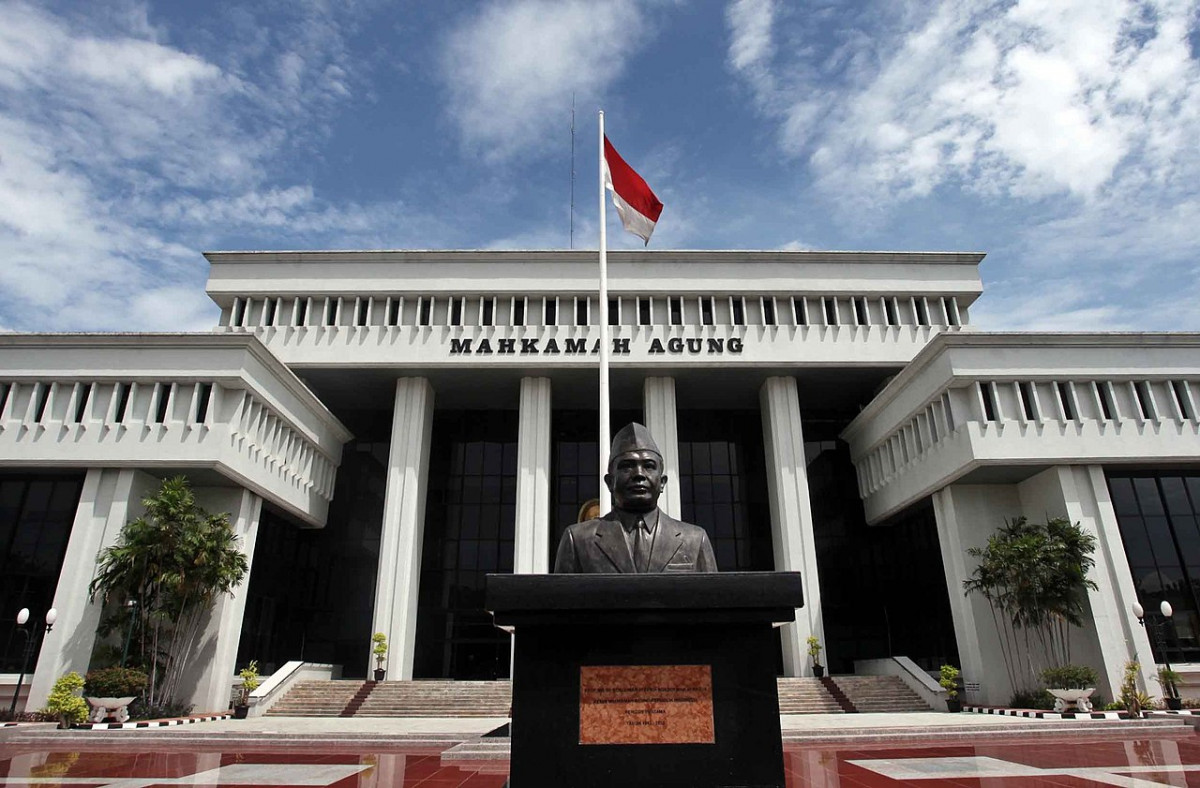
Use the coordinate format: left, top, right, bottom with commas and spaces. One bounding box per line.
603, 135, 663, 245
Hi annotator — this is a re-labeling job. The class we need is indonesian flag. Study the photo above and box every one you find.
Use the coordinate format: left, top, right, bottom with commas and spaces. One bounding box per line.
603, 135, 663, 245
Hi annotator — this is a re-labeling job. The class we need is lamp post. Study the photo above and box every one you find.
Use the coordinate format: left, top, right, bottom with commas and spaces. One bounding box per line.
8, 607, 57, 716
1133, 599, 1179, 708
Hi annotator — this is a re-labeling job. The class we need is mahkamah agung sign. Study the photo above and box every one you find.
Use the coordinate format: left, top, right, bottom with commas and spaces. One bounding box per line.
448, 336, 746, 356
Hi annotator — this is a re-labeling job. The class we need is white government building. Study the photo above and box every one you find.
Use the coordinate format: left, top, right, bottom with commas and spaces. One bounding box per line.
1, 249, 1197, 712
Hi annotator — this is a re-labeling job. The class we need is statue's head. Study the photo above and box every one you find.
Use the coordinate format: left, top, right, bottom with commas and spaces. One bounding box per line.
604, 422, 667, 513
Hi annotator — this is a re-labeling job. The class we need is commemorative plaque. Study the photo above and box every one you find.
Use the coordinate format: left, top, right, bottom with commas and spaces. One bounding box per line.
579, 665, 715, 745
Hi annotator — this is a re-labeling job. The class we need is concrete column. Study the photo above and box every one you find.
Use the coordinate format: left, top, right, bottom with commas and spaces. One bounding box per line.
372, 377, 435, 680
26, 468, 158, 709
179, 487, 262, 712
643, 377, 681, 519
931, 486, 988, 704
1017, 466, 1158, 699
514, 377, 552, 574
759, 376, 820, 676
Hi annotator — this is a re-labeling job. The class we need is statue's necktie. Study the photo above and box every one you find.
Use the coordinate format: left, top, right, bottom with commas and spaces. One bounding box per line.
634, 518, 651, 573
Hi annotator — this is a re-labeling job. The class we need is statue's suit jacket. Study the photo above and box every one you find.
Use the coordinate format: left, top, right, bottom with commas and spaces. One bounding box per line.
553, 510, 718, 573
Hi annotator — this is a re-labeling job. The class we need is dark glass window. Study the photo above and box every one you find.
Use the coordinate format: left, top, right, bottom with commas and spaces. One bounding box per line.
762, 299, 775, 326
1057, 381, 1076, 420
549, 409, 641, 565
884, 298, 898, 327
1109, 471, 1200, 663
802, 413, 958, 674
981, 383, 998, 422
415, 411, 518, 679
915, 298, 930, 326
676, 411, 772, 573
238, 438, 389, 676
0, 473, 84, 672
669, 297, 683, 326
792, 297, 807, 326
638, 298, 651, 326
823, 298, 837, 326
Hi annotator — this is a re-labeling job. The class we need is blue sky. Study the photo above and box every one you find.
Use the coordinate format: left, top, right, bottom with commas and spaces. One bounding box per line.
2, 0, 1199, 333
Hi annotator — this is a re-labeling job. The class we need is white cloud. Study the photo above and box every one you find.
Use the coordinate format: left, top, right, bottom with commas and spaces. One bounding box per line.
727, 0, 776, 78
440, 0, 651, 161
0, 1, 404, 332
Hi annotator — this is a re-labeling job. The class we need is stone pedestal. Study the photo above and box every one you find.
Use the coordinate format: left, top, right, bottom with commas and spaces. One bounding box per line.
487, 572, 803, 788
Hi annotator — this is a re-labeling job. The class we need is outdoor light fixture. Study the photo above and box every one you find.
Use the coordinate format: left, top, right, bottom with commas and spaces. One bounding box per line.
8, 606, 57, 717
1132, 599, 1179, 706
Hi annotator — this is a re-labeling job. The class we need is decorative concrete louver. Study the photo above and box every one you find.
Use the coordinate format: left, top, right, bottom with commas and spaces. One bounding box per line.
204, 250, 984, 369
842, 333, 1200, 524
0, 334, 351, 527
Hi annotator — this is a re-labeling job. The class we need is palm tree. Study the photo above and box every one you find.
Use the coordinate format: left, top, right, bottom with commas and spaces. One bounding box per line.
90, 476, 248, 708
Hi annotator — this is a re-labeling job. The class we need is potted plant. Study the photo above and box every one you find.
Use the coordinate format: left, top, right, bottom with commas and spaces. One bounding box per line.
233, 661, 260, 719
1040, 664, 1099, 713
807, 635, 824, 678
372, 632, 388, 681
43, 672, 89, 729
939, 664, 962, 712
83, 667, 148, 723
1156, 666, 1183, 710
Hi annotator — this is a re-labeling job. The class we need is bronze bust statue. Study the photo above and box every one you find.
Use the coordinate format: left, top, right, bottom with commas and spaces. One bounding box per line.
553, 422, 718, 573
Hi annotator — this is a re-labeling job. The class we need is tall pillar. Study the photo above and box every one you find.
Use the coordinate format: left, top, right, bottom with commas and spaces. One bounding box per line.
1024, 466, 1158, 699
931, 487, 988, 702
26, 468, 159, 709
643, 377, 681, 519
515, 377, 552, 574
759, 377, 821, 676
372, 377, 435, 680
179, 487, 262, 712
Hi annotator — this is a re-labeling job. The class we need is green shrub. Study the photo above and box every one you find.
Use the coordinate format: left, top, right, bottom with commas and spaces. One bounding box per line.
1040, 664, 1099, 689
84, 667, 148, 698
939, 665, 961, 699
1010, 689, 1056, 710
236, 661, 260, 705
43, 672, 89, 728
806, 635, 822, 664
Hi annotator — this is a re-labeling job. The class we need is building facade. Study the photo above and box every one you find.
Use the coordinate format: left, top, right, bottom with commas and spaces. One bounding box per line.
1, 249, 1196, 710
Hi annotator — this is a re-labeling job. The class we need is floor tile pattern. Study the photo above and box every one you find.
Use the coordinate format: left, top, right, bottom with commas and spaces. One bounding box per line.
1, 733, 1198, 787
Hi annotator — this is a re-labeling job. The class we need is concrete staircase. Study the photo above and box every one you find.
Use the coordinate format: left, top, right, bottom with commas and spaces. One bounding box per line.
830, 675, 932, 713
266, 680, 366, 717
776, 678, 845, 714
355, 680, 512, 717
268, 675, 925, 717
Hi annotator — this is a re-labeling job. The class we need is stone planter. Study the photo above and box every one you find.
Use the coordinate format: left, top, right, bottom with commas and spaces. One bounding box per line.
86, 696, 136, 724
1047, 687, 1095, 713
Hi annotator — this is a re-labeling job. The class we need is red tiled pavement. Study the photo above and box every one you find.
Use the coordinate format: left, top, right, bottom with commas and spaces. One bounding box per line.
3, 733, 1199, 786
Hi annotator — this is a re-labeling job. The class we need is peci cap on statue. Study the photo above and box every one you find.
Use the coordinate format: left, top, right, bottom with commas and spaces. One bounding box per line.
609, 422, 662, 460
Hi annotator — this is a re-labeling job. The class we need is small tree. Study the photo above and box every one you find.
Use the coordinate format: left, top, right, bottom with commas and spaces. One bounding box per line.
43, 672, 88, 729
963, 516, 1097, 693
89, 476, 248, 709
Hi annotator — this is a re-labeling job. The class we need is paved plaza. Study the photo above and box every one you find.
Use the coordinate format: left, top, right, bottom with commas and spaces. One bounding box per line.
2, 713, 1199, 786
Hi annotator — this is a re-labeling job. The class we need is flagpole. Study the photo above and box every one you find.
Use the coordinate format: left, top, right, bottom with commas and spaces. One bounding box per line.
598, 110, 611, 515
